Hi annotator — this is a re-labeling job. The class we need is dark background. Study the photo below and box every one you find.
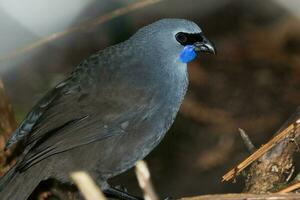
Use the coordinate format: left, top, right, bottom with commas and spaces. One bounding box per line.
0, 0, 299, 198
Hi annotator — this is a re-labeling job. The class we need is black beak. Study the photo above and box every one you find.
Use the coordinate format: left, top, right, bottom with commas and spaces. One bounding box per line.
194, 36, 216, 55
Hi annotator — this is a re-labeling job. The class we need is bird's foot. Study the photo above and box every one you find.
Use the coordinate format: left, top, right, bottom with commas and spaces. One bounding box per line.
103, 186, 143, 200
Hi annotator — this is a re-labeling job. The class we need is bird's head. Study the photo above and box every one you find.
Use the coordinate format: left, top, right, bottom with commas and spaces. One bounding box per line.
131, 18, 216, 64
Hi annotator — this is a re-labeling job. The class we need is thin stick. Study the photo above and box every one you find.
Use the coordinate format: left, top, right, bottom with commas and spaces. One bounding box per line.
70, 171, 106, 200
181, 193, 300, 200
135, 160, 159, 200
222, 119, 300, 181
239, 128, 256, 153
277, 182, 300, 194
0, 0, 164, 63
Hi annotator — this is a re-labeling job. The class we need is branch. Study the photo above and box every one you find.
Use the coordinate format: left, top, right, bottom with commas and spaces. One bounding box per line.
181, 193, 300, 200
0, 79, 17, 140
239, 128, 256, 153
71, 171, 106, 200
222, 107, 300, 193
135, 160, 159, 200
0, 0, 165, 63
277, 181, 300, 193
222, 115, 300, 182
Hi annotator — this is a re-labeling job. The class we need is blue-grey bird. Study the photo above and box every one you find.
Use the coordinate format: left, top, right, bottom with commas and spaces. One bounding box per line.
0, 18, 215, 200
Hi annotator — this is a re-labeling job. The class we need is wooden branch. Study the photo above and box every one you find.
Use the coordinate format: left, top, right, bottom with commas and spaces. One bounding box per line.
135, 160, 159, 200
221, 108, 300, 194
0, 0, 165, 63
239, 128, 256, 153
181, 193, 300, 200
71, 171, 106, 200
277, 182, 300, 194
222, 117, 300, 182
244, 109, 300, 193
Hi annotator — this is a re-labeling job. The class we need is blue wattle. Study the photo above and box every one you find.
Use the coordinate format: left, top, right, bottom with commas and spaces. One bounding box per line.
179, 45, 197, 63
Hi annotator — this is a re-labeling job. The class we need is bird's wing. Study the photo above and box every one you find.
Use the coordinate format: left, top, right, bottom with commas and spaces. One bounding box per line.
6, 53, 106, 149
16, 115, 126, 171
15, 86, 148, 172
5, 78, 74, 148
8, 52, 154, 172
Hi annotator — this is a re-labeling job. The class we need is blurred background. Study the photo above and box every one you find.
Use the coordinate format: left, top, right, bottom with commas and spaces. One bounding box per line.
0, 0, 299, 198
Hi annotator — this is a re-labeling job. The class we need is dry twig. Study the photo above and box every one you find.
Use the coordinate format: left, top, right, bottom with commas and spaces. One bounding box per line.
0, 0, 165, 63
71, 171, 106, 200
135, 160, 159, 200
181, 193, 300, 200
277, 181, 300, 194
243, 109, 300, 193
222, 119, 300, 182
239, 128, 256, 153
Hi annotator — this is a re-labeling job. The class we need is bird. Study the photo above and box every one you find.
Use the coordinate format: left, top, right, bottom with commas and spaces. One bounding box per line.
0, 18, 216, 200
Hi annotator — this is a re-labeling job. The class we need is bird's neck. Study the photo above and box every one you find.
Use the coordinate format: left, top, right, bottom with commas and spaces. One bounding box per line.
121, 39, 189, 91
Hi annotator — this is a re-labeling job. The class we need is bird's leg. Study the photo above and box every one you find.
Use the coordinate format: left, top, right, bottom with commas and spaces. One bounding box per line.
103, 185, 143, 200
114, 185, 129, 193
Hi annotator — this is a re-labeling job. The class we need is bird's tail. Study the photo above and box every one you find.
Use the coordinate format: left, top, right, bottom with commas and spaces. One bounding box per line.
0, 165, 40, 200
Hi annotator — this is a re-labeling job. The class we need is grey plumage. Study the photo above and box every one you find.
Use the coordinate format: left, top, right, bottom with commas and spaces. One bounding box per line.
0, 18, 215, 200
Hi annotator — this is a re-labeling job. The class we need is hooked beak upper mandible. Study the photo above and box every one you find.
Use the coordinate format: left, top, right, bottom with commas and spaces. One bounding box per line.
193, 36, 216, 55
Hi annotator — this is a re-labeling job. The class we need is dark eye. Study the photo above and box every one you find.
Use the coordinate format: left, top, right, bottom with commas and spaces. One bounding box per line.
175, 32, 188, 44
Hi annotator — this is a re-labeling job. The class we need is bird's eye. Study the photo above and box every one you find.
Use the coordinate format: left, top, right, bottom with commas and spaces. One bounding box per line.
175, 32, 188, 44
